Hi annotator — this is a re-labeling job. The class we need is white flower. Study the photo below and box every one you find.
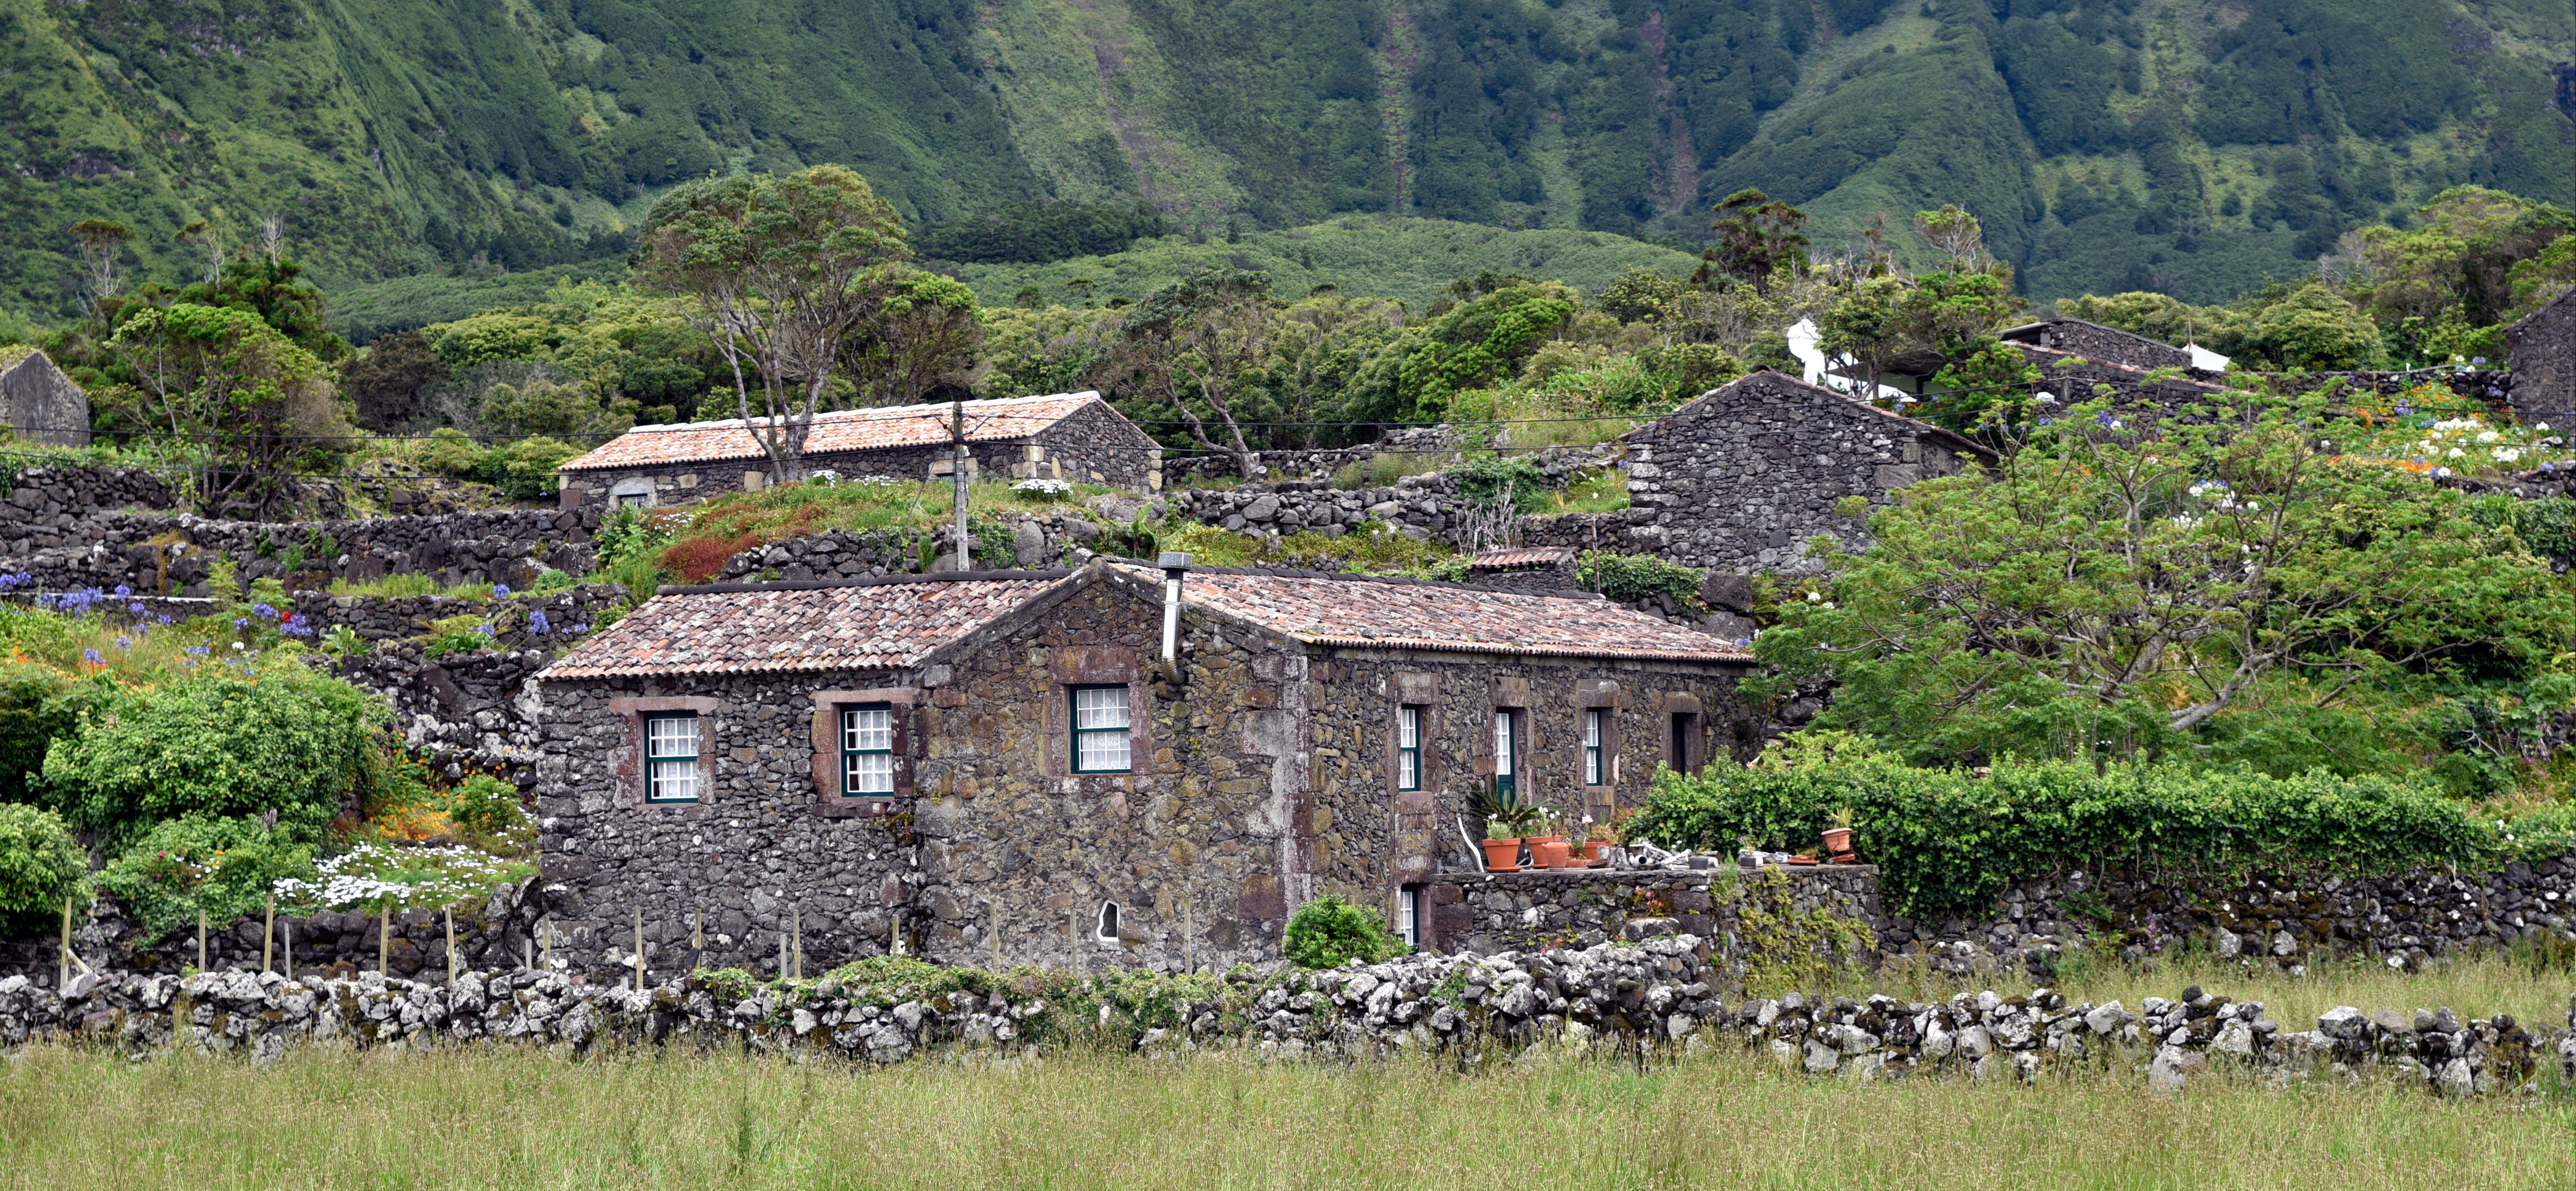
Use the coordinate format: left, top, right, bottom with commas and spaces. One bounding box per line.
1012, 477, 1075, 496
2537, 423, 2551, 432
2448, 447, 2465, 458
2493, 447, 2523, 463
2477, 430, 2500, 443
1805, 591, 1821, 602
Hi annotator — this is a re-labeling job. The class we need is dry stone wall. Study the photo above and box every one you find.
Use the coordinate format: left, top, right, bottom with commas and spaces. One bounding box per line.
1, 940, 2562, 1099
1, 508, 599, 595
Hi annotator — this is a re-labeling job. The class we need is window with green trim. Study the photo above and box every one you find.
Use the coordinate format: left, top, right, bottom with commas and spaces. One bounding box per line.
1492, 709, 1517, 798
1396, 705, 1423, 791
1584, 709, 1607, 786
842, 704, 894, 796
645, 713, 701, 803
1071, 685, 1132, 773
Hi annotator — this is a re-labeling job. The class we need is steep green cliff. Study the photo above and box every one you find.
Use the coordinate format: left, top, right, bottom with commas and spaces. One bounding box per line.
2, 0, 2567, 320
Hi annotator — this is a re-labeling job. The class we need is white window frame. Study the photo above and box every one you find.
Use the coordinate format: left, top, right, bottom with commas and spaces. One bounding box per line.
842, 704, 895, 796
1396, 705, 1423, 792
645, 713, 701, 803
1583, 708, 1607, 786
1398, 887, 1421, 949
1493, 709, 1517, 797
1071, 685, 1133, 774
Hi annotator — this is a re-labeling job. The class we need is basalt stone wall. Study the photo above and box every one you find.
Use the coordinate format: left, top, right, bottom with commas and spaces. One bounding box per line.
3, 943, 2563, 1099
1519, 511, 1630, 550
1625, 372, 1991, 575
1179, 476, 1470, 542
1896, 854, 2576, 979
1163, 427, 1465, 484
2, 508, 600, 595
715, 517, 1117, 582
0, 465, 177, 519
1437, 866, 1879, 965
2508, 291, 2576, 428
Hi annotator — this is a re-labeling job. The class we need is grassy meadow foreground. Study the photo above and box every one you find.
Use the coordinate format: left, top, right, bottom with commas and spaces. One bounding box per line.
0, 955, 2569, 1191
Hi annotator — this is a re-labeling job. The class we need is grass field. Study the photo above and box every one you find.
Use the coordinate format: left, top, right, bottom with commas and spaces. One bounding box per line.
0, 1037, 2564, 1191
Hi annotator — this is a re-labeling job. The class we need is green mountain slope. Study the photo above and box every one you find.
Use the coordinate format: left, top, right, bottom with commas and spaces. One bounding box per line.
2, 0, 2567, 321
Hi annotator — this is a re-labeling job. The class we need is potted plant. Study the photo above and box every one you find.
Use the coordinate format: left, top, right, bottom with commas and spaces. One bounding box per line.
1736, 833, 1766, 869
1470, 778, 1529, 871
1523, 806, 1564, 863
1821, 806, 1856, 861
1583, 819, 1618, 865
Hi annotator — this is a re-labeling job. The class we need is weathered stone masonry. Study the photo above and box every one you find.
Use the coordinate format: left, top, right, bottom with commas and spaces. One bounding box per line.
1622, 370, 1993, 574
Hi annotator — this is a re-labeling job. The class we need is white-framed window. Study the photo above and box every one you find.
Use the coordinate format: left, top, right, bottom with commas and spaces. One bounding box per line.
1584, 708, 1607, 786
842, 704, 894, 796
645, 713, 701, 803
1072, 685, 1132, 773
1397, 705, 1424, 791
1095, 901, 1122, 943
1398, 886, 1421, 949
1493, 709, 1517, 797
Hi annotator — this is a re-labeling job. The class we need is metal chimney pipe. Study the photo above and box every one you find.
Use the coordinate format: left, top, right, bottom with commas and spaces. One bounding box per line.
1158, 551, 1192, 662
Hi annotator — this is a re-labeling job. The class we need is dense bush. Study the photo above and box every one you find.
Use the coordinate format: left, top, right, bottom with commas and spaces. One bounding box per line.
0, 661, 116, 807
1450, 457, 1554, 514
95, 814, 318, 944
1576, 552, 1705, 608
1283, 894, 1410, 969
37, 673, 387, 849
1628, 733, 2494, 919
0, 803, 87, 932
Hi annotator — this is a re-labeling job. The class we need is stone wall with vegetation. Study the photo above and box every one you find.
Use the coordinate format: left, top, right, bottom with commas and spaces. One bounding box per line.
1, 508, 600, 595
2, 938, 2562, 1099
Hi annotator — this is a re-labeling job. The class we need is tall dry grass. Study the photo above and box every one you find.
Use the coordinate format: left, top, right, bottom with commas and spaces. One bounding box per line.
0, 1034, 2563, 1190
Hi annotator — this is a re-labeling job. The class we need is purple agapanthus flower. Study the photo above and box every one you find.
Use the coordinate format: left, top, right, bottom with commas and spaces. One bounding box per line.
528, 611, 551, 635
127, 602, 145, 615
112, 585, 130, 598
493, 584, 511, 599
81, 649, 102, 666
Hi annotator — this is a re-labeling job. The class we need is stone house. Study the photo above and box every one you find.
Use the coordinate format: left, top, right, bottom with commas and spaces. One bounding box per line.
1997, 317, 2227, 375
0, 348, 89, 447
554, 391, 1160, 508
2507, 286, 2576, 430
1621, 370, 1996, 574
530, 561, 1751, 977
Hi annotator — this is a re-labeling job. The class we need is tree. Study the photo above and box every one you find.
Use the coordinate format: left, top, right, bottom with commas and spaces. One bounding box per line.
632, 166, 908, 483
1104, 269, 1280, 478
106, 303, 345, 518
2235, 284, 2385, 371
1753, 393, 2573, 769
843, 269, 984, 407
1693, 189, 1808, 294
342, 330, 451, 431
174, 220, 225, 286
67, 220, 133, 318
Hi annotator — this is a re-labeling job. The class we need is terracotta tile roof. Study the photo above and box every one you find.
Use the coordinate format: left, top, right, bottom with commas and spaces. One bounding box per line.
557, 392, 1104, 473
1468, 547, 1576, 571
1147, 567, 1751, 663
537, 576, 1066, 678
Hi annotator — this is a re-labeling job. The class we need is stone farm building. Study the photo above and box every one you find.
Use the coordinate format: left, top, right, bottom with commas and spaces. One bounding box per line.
0, 347, 88, 447
531, 561, 1751, 976
554, 392, 1160, 508
1621, 370, 1996, 574
2508, 286, 2576, 430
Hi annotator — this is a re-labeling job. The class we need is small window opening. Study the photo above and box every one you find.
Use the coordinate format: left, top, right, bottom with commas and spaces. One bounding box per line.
1583, 708, 1607, 786
1492, 709, 1517, 797
645, 713, 700, 803
1667, 712, 1700, 776
1398, 887, 1421, 949
1095, 901, 1121, 943
1397, 705, 1424, 791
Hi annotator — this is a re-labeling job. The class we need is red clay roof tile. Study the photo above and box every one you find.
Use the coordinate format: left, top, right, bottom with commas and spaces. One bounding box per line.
537, 577, 1064, 678
557, 392, 1104, 473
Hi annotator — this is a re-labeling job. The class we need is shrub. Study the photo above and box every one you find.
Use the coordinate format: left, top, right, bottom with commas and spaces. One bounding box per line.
1450, 457, 1554, 514
1628, 732, 2494, 919
471, 436, 585, 501
37, 673, 387, 849
96, 813, 317, 944
0, 661, 116, 807
0, 803, 88, 932
1576, 551, 1704, 608
1283, 894, 1410, 969
442, 772, 529, 839
421, 614, 495, 659
659, 533, 755, 584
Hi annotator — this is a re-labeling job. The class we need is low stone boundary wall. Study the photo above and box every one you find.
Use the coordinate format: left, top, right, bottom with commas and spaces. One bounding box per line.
2, 940, 2563, 1097
1177, 476, 1467, 540
1, 508, 599, 595
1434, 864, 1880, 964
0, 465, 178, 520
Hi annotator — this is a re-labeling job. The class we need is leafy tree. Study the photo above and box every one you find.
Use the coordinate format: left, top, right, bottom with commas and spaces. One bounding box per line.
341, 330, 451, 431
977, 304, 1121, 400
842, 269, 984, 407
106, 302, 347, 518
1753, 393, 2573, 769
1387, 277, 1576, 419
632, 166, 909, 482
2233, 284, 2385, 371
96, 814, 317, 944
0, 803, 87, 933
1102, 269, 1280, 478
1693, 189, 1808, 294
915, 202, 1168, 265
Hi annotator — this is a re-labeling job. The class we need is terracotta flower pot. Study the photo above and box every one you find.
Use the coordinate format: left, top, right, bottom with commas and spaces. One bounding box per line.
1482, 838, 1523, 872
1822, 826, 1853, 855
1584, 842, 1612, 865
1533, 840, 1572, 869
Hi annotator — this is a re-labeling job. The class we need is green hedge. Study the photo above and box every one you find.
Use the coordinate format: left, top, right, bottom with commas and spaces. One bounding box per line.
1283, 895, 1409, 969
0, 803, 87, 932
1627, 733, 2497, 919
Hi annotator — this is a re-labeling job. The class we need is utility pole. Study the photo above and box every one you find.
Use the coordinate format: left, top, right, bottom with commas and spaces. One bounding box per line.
951, 396, 971, 571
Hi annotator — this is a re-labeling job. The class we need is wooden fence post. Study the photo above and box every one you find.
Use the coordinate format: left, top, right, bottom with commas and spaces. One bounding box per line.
283, 921, 294, 982
57, 896, 71, 993
541, 917, 553, 973
445, 906, 458, 988
379, 905, 390, 978
791, 905, 803, 981
196, 908, 207, 975
261, 896, 275, 975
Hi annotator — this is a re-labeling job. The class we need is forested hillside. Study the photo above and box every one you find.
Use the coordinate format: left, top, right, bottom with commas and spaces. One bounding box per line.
1, 0, 2568, 323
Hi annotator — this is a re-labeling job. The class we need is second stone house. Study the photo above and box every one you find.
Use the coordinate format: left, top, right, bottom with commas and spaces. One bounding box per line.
531, 561, 1751, 978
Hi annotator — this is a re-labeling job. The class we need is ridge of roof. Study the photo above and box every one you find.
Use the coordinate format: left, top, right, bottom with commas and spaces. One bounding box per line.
2506, 284, 2576, 334
1628, 368, 1997, 461
558, 391, 1106, 473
